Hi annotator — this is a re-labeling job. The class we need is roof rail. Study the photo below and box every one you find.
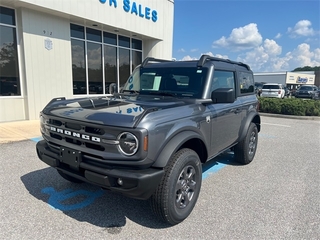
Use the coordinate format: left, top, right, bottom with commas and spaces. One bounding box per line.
141, 57, 173, 67
197, 55, 251, 70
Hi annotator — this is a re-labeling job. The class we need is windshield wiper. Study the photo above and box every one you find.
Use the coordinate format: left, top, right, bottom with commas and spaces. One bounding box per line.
141, 91, 178, 97
121, 90, 140, 94
114, 90, 140, 97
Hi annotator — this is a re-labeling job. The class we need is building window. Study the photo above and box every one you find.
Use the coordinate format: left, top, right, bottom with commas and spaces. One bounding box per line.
70, 23, 143, 95
132, 50, 142, 74
119, 48, 130, 86
71, 39, 86, 94
0, 6, 20, 97
87, 42, 103, 94
104, 45, 117, 93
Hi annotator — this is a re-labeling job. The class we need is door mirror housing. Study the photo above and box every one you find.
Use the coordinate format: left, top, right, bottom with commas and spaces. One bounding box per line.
108, 83, 117, 94
211, 88, 235, 103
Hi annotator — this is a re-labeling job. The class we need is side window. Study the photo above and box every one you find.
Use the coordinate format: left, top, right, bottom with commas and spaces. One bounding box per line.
211, 70, 235, 92
239, 71, 254, 94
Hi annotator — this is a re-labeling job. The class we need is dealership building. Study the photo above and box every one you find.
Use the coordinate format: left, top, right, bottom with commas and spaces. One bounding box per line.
254, 71, 318, 90
0, 0, 174, 122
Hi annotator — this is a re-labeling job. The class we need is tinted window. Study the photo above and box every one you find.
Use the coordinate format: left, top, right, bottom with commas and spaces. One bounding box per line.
299, 86, 313, 91
123, 67, 207, 98
70, 24, 84, 39
119, 48, 130, 86
132, 38, 142, 50
87, 42, 102, 94
104, 32, 117, 45
239, 72, 254, 94
86, 28, 102, 42
0, 6, 15, 25
262, 85, 280, 89
132, 50, 142, 71
119, 35, 130, 48
71, 39, 86, 94
0, 7, 20, 97
211, 71, 235, 92
104, 45, 117, 90
70, 24, 143, 95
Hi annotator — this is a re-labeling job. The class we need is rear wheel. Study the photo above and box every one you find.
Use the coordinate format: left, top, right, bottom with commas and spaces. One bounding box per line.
150, 149, 202, 225
234, 123, 258, 165
57, 170, 83, 183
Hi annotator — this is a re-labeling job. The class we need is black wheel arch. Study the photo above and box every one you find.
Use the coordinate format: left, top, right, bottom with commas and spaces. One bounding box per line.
238, 111, 261, 142
152, 130, 208, 168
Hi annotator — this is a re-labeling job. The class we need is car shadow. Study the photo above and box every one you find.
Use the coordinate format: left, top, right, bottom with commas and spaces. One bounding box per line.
20, 167, 171, 231
21, 151, 240, 230
203, 150, 241, 172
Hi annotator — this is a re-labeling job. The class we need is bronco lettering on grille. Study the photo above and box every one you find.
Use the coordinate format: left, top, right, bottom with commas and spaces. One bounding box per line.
50, 126, 101, 142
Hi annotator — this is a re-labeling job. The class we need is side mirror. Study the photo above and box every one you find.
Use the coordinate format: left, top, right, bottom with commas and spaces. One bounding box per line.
211, 88, 235, 103
108, 83, 117, 94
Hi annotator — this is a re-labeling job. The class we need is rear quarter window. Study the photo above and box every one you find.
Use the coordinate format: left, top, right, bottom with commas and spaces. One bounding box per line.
239, 71, 254, 94
262, 85, 280, 89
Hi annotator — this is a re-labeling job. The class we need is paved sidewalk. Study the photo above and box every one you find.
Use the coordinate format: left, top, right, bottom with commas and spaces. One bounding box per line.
0, 120, 40, 144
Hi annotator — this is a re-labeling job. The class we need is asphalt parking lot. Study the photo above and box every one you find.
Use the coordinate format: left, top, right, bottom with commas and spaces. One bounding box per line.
1, 115, 319, 240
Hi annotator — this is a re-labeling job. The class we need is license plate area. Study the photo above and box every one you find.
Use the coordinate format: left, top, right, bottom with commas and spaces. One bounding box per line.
60, 147, 81, 169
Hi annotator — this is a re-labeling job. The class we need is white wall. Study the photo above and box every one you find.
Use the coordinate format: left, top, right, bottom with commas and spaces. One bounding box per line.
12, 0, 173, 41
0, 0, 174, 122
21, 8, 73, 120
0, 98, 25, 122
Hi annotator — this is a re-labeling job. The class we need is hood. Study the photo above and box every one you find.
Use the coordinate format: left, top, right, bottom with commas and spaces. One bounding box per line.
42, 95, 189, 128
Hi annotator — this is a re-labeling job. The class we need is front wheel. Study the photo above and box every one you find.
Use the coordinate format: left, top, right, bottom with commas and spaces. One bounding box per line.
150, 149, 202, 225
234, 123, 258, 165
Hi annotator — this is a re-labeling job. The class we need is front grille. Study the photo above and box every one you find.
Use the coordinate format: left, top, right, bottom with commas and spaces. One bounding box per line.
65, 122, 81, 130
85, 126, 105, 135
49, 119, 62, 126
46, 118, 108, 151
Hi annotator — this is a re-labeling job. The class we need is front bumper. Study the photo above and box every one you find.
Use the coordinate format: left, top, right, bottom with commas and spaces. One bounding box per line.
36, 140, 164, 200
295, 93, 313, 98
260, 94, 281, 98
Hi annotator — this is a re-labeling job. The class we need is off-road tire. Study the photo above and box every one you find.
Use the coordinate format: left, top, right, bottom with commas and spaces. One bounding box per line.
150, 148, 202, 225
234, 122, 258, 165
57, 170, 83, 183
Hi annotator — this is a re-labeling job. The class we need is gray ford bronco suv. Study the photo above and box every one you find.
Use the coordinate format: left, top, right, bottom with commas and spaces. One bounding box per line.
36, 55, 261, 225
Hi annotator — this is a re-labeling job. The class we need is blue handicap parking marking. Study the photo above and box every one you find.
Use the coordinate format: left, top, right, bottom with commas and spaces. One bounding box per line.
42, 187, 104, 211
259, 133, 276, 138
202, 162, 226, 180
31, 137, 43, 142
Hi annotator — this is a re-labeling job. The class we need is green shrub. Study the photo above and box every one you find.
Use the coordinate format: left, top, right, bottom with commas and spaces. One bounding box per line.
258, 97, 320, 116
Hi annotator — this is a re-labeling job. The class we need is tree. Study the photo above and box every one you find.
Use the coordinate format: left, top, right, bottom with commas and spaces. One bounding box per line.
292, 66, 320, 72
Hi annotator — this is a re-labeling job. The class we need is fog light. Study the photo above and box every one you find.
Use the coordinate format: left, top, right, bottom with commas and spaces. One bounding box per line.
117, 178, 123, 186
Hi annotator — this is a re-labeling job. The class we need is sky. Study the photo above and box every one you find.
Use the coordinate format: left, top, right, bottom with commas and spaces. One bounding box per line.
172, 0, 320, 73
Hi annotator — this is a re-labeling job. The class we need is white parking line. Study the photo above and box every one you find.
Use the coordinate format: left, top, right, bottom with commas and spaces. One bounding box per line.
263, 123, 291, 128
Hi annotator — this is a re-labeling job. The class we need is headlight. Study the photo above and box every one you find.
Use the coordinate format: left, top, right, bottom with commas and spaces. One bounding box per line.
40, 114, 45, 130
117, 132, 139, 156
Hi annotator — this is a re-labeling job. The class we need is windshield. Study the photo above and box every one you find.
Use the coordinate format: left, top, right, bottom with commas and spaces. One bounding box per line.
121, 66, 208, 98
299, 86, 313, 91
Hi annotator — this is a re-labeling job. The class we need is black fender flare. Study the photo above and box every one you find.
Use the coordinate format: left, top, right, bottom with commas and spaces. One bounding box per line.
238, 111, 261, 142
152, 130, 206, 168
